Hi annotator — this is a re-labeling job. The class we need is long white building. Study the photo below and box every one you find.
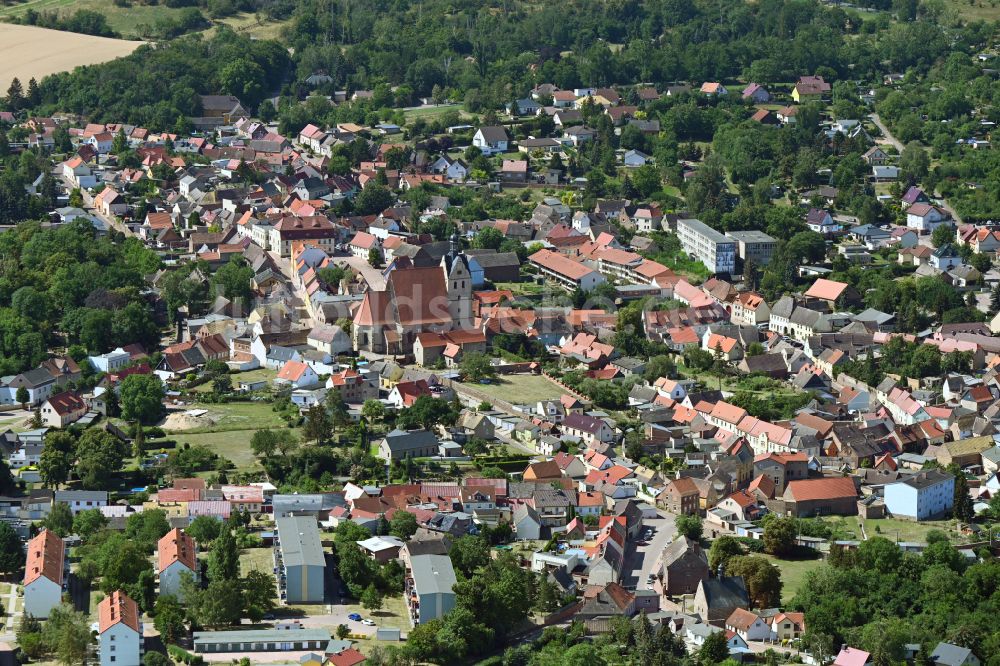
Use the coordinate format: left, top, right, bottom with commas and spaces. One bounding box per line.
677, 218, 736, 274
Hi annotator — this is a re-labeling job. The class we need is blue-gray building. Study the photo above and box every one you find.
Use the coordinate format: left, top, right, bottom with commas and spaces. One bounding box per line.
406, 554, 457, 625
276, 516, 326, 603
884, 470, 954, 521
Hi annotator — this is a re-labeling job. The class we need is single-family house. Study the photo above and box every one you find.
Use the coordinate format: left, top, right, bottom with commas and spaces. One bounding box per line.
472, 127, 510, 156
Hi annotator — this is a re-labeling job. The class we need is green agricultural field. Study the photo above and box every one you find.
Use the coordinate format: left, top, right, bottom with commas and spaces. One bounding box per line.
211, 11, 290, 40
942, 0, 1000, 21
0, 0, 188, 38
456, 373, 564, 405
0, 0, 290, 41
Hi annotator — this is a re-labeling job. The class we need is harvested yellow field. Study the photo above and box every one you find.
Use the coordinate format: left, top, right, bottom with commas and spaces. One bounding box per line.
0, 23, 142, 90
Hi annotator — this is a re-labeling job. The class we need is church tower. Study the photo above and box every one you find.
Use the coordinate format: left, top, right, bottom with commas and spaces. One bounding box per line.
441, 234, 473, 327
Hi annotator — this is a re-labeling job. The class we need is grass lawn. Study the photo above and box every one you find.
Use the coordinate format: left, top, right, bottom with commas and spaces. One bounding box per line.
494, 280, 545, 296
762, 554, 822, 605
0, 415, 28, 432
160, 400, 300, 470
192, 367, 277, 393
240, 546, 276, 577
942, 0, 1000, 21
167, 401, 289, 433
402, 104, 466, 123
211, 11, 289, 40
859, 516, 960, 543
456, 374, 564, 405
339, 594, 410, 633
168, 429, 300, 471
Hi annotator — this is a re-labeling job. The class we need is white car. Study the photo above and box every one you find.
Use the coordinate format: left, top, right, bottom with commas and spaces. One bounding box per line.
361, 619, 376, 626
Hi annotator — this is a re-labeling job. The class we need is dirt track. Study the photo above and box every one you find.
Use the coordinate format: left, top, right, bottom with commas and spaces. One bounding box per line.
0, 23, 141, 91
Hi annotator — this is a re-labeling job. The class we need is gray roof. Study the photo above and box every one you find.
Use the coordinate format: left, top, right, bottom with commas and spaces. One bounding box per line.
662, 535, 707, 567
476, 126, 509, 143
273, 493, 343, 514
725, 230, 776, 243
930, 642, 977, 666
194, 628, 331, 644
513, 503, 541, 524
11, 367, 55, 389
678, 217, 732, 244
409, 554, 457, 596
267, 346, 299, 361
382, 429, 439, 453
55, 490, 107, 502
465, 251, 520, 268
853, 308, 894, 325
276, 515, 325, 568
404, 537, 452, 557
896, 469, 953, 490
771, 295, 795, 319
699, 575, 749, 610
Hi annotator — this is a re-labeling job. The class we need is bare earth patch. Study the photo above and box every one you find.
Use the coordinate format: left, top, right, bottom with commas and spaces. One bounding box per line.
161, 410, 218, 431
0, 23, 142, 90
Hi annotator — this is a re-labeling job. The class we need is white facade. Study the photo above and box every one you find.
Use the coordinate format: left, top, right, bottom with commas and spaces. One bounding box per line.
100, 622, 142, 666
676, 218, 736, 274
23, 577, 62, 619
88, 348, 132, 373
159, 560, 196, 598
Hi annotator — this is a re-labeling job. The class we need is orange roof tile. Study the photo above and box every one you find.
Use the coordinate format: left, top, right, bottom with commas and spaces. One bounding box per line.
99, 590, 140, 634
24, 529, 64, 586
158, 528, 196, 573
804, 278, 848, 302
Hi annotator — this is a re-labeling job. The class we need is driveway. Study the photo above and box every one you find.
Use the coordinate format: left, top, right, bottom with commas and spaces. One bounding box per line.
621, 512, 676, 590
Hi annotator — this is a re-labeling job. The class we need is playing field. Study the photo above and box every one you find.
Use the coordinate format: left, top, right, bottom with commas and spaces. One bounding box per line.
0, 23, 141, 91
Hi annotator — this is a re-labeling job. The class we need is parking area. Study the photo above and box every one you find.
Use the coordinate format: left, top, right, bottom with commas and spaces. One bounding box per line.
622, 512, 676, 590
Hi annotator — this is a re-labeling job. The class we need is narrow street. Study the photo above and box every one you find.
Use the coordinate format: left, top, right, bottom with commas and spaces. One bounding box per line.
54, 169, 135, 237
868, 113, 902, 152
623, 513, 676, 590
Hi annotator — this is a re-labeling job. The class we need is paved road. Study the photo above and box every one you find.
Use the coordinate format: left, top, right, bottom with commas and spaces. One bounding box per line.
55, 170, 135, 237
869, 113, 963, 226
622, 512, 677, 590
868, 113, 902, 152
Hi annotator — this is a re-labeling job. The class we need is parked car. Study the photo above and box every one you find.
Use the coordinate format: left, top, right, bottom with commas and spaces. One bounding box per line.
361, 619, 376, 626
348, 613, 362, 621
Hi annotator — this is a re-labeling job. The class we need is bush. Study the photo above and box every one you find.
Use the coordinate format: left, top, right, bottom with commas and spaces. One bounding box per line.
167, 645, 205, 665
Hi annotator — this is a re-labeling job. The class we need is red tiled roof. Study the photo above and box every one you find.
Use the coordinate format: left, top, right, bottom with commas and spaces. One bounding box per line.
158, 528, 196, 573
24, 529, 64, 586
45, 391, 86, 416
785, 477, 857, 502
99, 590, 140, 634
277, 360, 311, 382
805, 278, 848, 302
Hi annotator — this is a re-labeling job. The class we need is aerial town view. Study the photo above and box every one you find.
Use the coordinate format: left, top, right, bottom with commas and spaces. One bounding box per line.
0, 0, 999, 664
